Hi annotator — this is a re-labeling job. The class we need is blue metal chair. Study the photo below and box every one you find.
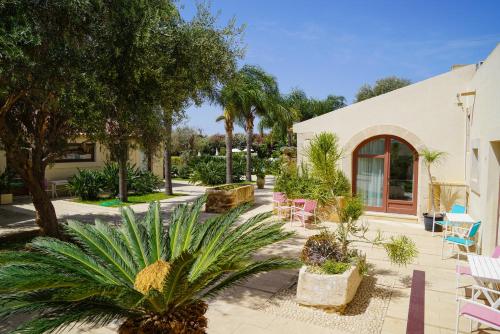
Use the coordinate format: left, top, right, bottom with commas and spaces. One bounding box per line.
442, 221, 481, 262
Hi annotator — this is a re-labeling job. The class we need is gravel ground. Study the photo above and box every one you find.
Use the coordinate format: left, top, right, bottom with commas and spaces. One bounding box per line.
259, 275, 394, 334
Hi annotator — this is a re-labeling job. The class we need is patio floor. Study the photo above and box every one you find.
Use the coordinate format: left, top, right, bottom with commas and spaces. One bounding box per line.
0, 177, 498, 333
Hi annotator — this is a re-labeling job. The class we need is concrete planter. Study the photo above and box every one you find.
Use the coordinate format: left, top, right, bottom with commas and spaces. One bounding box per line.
0, 193, 13, 205
296, 265, 362, 310
205, 184, 254, 213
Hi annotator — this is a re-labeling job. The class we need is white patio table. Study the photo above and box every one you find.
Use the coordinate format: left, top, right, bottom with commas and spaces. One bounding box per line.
48, 179, 70, 198
441, 213, 476, 238
467, 254, 500, 305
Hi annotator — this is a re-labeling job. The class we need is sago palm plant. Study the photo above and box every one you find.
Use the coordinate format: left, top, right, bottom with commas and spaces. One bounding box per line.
0, 197, 298, 333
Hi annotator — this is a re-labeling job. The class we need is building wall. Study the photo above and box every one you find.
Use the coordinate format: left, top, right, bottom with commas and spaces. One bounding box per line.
294, 64, 477, 219
0, 139, 164, 181
464, 44, 500, 254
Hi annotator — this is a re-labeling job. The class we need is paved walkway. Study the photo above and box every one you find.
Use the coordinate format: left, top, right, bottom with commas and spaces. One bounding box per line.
1, 177, 498, 333
0, 180, 207, 236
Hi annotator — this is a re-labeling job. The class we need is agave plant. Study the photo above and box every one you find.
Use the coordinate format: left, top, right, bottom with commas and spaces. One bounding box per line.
0, 197, 298, 333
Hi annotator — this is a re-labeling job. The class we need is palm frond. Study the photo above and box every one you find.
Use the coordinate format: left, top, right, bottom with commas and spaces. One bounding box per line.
120, 206, 149, 268
201, 258, 300, 299
65, 220, 136, 284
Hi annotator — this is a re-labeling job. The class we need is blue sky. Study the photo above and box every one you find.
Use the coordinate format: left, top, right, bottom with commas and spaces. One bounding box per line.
180, 1, 500, 134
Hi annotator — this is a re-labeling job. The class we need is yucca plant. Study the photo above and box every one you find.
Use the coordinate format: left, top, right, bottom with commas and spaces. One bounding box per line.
0, 197, 298, 333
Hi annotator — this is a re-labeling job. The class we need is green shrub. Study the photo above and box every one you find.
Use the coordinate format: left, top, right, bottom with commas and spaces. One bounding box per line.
320, 260, 350, 275
190, 159, 226, 185
188, 155, 245, 185
131, 170, 162, 195
101, 162, 120, 195
68, 169, 104, 200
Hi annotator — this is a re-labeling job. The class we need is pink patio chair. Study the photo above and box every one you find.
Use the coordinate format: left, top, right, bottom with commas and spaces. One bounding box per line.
455, 285, 500, 333
273, 192, 291, 220
291, 199, 317, 227
456, 246, 500, 300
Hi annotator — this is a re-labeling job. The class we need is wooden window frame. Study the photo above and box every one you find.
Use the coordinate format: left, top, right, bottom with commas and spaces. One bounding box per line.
55, 143, 96, 163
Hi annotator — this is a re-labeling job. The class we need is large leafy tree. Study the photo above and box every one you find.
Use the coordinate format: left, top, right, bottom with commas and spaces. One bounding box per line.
155, 5, 242, 195
0, 0, 102, 237
0, 199, 299, 333
83, 0, 173, 202
355, 76, 411, 102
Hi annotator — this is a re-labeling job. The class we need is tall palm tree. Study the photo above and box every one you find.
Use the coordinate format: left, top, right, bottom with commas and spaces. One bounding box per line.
0, 198, 298, 333
216, 108, 235, 184
236, 65, 279, 181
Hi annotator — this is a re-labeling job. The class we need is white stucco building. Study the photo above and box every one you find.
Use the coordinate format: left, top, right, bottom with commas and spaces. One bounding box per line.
294, 44, 500, 254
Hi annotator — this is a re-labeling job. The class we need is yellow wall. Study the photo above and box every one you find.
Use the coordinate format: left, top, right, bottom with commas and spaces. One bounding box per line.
465, 44, 500, 254
0, 138, 164, 181
294, 64, 475, 218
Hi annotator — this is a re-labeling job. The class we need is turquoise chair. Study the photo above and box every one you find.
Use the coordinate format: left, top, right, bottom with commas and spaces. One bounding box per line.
442, 221, 481, 261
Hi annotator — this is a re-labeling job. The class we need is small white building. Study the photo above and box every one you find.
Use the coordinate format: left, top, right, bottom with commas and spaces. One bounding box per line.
294, 44, 500, 254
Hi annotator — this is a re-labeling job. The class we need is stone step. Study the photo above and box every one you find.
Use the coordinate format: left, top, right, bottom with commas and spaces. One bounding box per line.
362, 211, 419, 224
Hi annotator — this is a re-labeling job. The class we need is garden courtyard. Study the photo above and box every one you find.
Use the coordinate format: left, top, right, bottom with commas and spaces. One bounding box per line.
0, 177, 496, 334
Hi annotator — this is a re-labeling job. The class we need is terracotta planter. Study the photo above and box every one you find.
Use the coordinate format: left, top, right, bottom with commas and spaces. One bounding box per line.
256, 176, 265, 189
296, 265, 362, 310
0, 193, 13, 205
205, 184, 254, 213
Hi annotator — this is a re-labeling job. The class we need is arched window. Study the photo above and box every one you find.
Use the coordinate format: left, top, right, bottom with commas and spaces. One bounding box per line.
353, 135, 418, 215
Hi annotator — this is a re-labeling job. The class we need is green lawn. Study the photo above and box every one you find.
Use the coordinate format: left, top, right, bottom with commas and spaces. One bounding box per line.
75, 192, 186, 207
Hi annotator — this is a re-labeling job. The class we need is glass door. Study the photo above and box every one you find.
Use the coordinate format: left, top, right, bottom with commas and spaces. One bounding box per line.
354, 138, 386, 211
354, 136, 418, 215
387, 138, 417, 214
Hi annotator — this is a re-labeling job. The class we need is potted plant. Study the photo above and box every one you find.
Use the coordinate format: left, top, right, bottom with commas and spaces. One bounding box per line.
254, 157, 266, 189
0, 170, 13, 205
296, 196, 418, 311
420, 149, 447, 232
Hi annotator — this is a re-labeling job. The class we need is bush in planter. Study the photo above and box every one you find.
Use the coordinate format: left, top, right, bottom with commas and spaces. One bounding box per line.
301, 231, 344, 266
190, 159, 226, 186
68, 169, 104, 200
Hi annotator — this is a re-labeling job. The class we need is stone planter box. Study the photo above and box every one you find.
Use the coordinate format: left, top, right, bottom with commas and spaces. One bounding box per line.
296, 265, 362, 310
205, 184, 254, 213
0, 193, 13, 205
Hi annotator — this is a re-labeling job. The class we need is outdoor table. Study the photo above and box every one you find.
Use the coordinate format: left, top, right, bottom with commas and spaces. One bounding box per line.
445, 213, 476, 225
467, 254, 500, 305
442, 213, 476, 238
290, 199, 306, 222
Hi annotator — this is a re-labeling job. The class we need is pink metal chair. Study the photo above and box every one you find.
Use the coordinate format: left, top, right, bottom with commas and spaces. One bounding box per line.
273, 192, 291, 220
291, 199, 317, 227
455, 285, 500, 333
456, 246, 500, 300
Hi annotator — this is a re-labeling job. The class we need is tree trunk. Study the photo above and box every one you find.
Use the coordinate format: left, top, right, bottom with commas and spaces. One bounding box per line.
245, 117, 254, 182
30, 180, 60, 237
118, 140, 128, 202
225, 122, 233, 184
5, 150, 61, 238
164, 112, 173, 195
427, 166, 436, 214
287, 128, 293, 147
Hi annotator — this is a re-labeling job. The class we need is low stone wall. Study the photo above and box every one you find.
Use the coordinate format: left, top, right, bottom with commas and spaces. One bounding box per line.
205, 184, 254, 213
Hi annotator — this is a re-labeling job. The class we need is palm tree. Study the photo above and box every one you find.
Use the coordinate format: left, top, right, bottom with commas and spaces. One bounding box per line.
420, 148, 447, 214
236, 65, 279, 181
217, 75, 246, 184
0, 198, 298, 333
